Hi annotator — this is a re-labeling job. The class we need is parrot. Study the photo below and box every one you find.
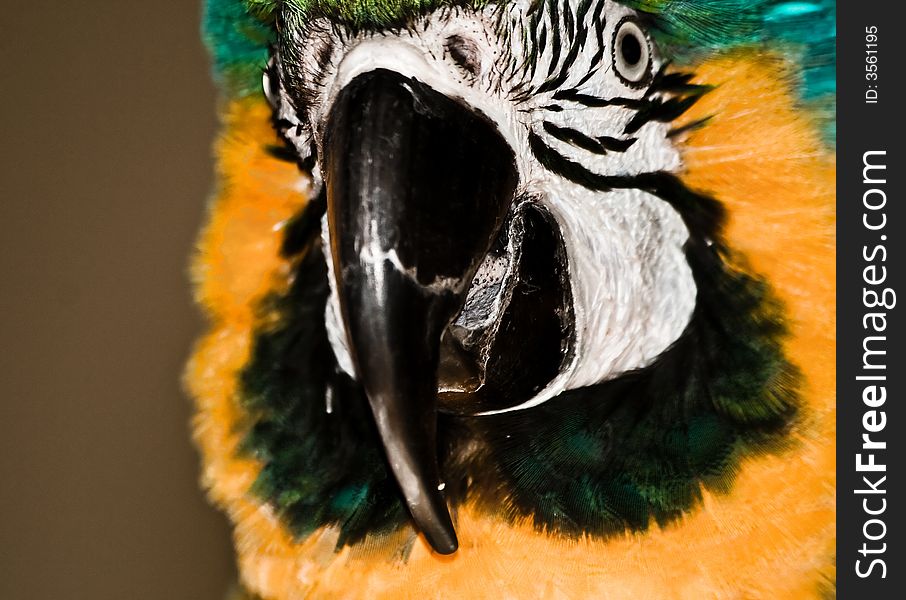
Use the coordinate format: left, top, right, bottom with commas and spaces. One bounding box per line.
189, 0, 836, 597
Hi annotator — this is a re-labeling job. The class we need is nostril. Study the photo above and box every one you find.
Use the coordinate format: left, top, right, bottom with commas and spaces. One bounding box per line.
445, 34, 481, 77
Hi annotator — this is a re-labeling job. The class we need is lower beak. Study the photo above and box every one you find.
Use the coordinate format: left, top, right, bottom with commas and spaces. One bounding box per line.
324, 69, 517, 554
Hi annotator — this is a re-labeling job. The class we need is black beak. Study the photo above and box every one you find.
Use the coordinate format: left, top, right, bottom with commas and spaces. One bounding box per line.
324, 69, 517, 554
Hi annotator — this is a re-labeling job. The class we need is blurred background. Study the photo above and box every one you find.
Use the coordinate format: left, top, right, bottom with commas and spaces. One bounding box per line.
0, 2, 236, 598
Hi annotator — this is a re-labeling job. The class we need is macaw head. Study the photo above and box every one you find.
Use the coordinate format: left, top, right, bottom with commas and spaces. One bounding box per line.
263, 0, 728, 553
198, 0, 835, 567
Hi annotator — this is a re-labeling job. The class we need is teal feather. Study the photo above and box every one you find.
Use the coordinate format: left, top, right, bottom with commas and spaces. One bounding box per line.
763, 0, 836, 141
203, 0, 275, 97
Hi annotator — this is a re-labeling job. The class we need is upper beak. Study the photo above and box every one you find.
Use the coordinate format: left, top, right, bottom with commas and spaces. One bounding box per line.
324, 69, 517, 554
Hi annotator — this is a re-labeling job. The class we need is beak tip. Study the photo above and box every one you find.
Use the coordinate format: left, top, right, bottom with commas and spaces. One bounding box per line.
425, 526, 459, 555
435, 541, 459, 556
407, 488, 459, 554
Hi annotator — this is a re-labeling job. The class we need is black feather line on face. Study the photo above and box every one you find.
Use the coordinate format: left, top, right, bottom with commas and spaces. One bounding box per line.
597, 134, 636, 151
545, 0, 562, 80
546, 67, 710, 140
572, 0, 608, 89
624, 93, 702, 134
543, 121, 610, 154
528, 131, 724, 240
536, 0, 592, 93
551, 89, 651, 109
542, 122, 637, 154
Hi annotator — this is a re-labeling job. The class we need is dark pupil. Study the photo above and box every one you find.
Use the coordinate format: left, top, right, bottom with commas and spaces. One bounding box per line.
621, 32, 642, 66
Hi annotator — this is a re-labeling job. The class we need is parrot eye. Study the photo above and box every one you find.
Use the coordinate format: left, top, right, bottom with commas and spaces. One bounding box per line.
612, 18, 652, 86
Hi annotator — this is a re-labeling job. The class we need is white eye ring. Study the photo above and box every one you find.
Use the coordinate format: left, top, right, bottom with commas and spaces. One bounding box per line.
612, 18, 652, 86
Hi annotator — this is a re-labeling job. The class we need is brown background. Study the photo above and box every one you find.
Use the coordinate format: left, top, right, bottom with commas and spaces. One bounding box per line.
1, 2, 236, 598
